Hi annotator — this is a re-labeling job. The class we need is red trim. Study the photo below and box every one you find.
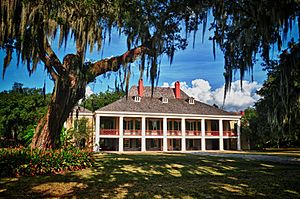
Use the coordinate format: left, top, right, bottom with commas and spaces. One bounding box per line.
100, 129, 119, 135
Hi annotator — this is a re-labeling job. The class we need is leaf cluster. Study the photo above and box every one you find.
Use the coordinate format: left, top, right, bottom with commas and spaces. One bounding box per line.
82, 91, 125, 112
0, 146, 94, 177
0, 82, 50, 146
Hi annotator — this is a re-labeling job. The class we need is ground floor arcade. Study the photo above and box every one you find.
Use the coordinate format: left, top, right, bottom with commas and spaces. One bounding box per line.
94, 113, 241, 152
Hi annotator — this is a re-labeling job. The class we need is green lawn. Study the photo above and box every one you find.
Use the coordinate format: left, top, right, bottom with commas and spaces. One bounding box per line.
1, 153, 300, 198
221, 148, 300, 158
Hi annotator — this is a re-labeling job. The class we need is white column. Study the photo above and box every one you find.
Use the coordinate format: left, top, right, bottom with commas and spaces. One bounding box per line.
163, 117, 168, 152
181, 118, 186, 151
237, 119, 241, 150
141, 117, 146, 152
119, 116, 124, 152
201, 119, 206, 151
94, 115, 100, 152
219, 119, 224, 151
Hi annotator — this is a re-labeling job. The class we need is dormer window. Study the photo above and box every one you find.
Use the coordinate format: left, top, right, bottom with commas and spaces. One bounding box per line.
134, 95, 141, 102
162, 97, 168, 104
188, 97, 194, 104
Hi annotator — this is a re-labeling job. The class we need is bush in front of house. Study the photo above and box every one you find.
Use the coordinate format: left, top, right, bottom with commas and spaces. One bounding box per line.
0, 146, 94, 177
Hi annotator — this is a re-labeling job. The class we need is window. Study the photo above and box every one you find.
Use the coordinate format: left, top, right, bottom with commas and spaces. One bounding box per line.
211, 120, 219, 131
135, 119, 141, 130
188, 97, 195, 104
168, 121, 172, 130
174, 121, 181, 130
185, 120, 197, 131
162, 97, 168, 103
197, 121, 201, 131
153, 121, 158, 130
124, 139, 130, 148
134, 96, 141, 102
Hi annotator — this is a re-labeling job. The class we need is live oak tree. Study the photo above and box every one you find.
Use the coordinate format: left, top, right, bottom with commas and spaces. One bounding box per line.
1, 0, 299, 149
255, 42, 300, 147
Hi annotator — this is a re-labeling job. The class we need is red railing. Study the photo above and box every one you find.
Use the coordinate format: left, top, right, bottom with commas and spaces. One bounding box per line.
100, 129, 119, 135
146, 130, 163, 136
223, 131, 237, 136
167, 130, 182, 136
185, 130, 201, 136
205, 131, 219, 136
123, 129, 142, 136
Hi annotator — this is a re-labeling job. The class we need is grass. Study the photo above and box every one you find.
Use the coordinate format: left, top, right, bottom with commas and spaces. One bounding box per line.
1, 153, 300, 198
220, 148, 300, 158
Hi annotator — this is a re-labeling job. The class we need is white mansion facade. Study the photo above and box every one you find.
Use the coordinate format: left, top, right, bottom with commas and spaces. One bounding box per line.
91, 80, 241, 152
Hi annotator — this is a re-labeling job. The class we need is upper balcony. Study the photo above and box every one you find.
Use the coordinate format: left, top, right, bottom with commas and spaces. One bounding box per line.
123, 117, 142, 136
185, 119, 201, 136
167, 119, 181, 136
146, 118, 163, 136
100, 116, 119, 135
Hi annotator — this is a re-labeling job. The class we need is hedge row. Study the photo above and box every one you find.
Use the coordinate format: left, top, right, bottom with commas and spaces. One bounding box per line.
0, 147, 94, 177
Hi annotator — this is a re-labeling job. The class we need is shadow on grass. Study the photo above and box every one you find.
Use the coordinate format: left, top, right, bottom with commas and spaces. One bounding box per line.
1, 153, 300, 198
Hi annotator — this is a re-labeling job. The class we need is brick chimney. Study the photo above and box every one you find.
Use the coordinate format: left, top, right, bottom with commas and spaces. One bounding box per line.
175, 81, 180, 99
138, 79, 144, 97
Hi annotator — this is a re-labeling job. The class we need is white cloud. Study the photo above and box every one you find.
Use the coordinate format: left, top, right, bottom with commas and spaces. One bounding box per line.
162, 79, 262, 112
85, 85, 94, 97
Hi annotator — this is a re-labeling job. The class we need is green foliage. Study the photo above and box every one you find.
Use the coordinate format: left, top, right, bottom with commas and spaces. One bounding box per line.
62, 117, 92, 148
244, 42, 300, 148
73, 118, 91, 148
1, 1, 299, 93
241, 108, 267, 149
60, 127, 74, 148
255, 43, 300, 147
21, 125, 36, 146
0, 147, 94, 177
83, 91, 124, 112
0, 83, 50, 146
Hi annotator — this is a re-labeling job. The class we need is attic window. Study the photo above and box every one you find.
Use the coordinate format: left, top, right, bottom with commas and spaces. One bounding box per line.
134, 96, 141, 102
162, 97, 168, 103
188, 97, 195, 104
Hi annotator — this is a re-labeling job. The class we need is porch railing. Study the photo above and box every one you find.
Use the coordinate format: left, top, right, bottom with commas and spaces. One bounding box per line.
185, 130, 201, 136
146, 130, 163, 136
223, 131, 237, 136
205, 131, 219, 136
100, 129, 119, 135
123, 129, 142, 136
167, 130, 182, 136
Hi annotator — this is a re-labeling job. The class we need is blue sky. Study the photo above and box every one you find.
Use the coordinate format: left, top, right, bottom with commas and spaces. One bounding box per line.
0, 26, 268, 94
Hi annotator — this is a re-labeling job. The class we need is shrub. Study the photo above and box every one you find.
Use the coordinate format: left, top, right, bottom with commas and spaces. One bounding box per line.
0, 147, 94, 177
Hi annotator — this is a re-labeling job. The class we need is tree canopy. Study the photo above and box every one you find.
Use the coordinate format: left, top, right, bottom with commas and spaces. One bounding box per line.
83, 91, 125, 112
0, 83, 50, 146
1, 0, 299, 89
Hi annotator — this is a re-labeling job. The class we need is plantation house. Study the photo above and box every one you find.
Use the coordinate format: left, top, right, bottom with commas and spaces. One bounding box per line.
69, 80, 241, 152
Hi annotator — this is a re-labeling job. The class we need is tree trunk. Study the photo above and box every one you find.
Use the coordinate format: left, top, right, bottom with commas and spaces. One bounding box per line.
31, 78, 86, 149
30, 46, 147, 149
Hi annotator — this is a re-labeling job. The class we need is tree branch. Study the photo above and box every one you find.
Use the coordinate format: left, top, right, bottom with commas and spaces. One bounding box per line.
43, 38, 65, 75
88, 45, 151, 82
39, 55, 59, 81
